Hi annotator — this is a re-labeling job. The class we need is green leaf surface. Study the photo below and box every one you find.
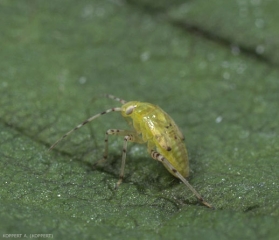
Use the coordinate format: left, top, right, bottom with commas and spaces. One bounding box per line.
1, 1, 278, 239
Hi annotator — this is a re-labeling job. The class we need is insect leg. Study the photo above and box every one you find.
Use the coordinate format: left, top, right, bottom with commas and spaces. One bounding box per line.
94, 129, 142, 188
150, 150, 214, 209
117, 133, 144, 188
93, 129, 135, 166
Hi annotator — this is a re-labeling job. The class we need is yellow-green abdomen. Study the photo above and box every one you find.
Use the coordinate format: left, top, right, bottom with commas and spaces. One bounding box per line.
156, 139, 189, 178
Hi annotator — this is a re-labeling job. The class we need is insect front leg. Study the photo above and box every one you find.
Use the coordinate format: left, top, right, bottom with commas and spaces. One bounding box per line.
95, 129, 143, 189
149, 150, 214, 209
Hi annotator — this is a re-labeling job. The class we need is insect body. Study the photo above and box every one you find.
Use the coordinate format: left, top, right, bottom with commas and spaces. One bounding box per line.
121, 101, 189, 178
49, 94, 213, 209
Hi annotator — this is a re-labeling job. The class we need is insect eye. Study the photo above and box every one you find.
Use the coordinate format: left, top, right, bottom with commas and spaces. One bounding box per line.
126, 106, 135, 115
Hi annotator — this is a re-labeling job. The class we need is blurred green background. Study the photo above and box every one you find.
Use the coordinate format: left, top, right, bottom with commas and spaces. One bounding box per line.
0, 0, 278, 239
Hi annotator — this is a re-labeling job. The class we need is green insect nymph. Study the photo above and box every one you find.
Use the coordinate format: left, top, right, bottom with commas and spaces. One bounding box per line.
49, 94, 214, 209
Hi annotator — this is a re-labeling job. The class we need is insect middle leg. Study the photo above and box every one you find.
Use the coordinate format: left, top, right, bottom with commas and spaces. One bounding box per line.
95, 129, 143, 188
149, 149, 214, 209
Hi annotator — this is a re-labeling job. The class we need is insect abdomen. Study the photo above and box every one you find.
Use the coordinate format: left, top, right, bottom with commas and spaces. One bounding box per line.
156, 138, 189, 178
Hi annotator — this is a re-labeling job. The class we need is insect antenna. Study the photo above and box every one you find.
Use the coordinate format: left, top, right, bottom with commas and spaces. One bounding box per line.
49, 107, 122, 151
102, 94, 127, 104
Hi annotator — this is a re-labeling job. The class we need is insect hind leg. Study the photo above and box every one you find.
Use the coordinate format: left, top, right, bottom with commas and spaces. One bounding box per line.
150, 150, 214, 209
